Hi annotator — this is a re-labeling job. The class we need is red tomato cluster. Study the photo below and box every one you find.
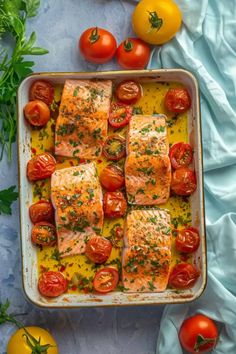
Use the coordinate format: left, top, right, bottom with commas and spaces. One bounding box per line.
24, 80, 55, 127
79, 27, 151, 69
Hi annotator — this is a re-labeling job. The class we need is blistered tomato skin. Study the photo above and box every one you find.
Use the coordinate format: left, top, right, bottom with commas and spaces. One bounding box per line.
24, 100, 51, 127
171, 167, 197, 196
168, 263, 200, 289
29, 80, 55, 106
115, 80, 142, 104
103, 191, 127, 218
175, 227, 200, 253
164, 88, 191, 113
38, 271, 68, 297
85, 236, 112, 263
100, 164, 125, 191
109, 103, 132, 129
27, 153, 56, 182
29, 200, 54, 223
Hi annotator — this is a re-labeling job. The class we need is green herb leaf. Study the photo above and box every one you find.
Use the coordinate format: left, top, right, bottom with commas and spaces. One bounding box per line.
0, 186, 18, 215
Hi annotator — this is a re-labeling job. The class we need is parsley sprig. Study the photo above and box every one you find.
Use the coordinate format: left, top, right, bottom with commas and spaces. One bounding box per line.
0, 0, 48, 161
0, 185, 18, 214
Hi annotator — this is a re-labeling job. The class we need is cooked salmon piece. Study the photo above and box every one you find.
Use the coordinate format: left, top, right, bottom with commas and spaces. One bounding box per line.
124, 209, 172, 249
127, 114, 168, 156
51, 162, 104, 257
122, 246, 171, 292
122, 208, 171, 292
125, 154, 171, 205
55, 79, 112, 159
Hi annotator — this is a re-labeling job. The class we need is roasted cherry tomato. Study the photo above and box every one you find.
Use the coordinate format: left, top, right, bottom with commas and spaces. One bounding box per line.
31, 222, 57, 247
27, 153, 56, 182
170, 142, 193, 169
100, 164, 125, 191
85, 236, 112, 264
29, 200, 54, 223
168, 263, 200, 289
132, 0, 182, 45
38, 271, 67, 297
171, 167, 197, 196
164, 88, 191, 113
175, 227, 200, 253
103, 191, 127, 218
29, 80, 54, 106
24, 100, 50, 127
109, 103, 132, 129
93, 267, 119, 293
179, 314, 219, 353
79, 27, 117, 64
102, 135, 126, 161
116, 38, 151, 70
7, 326, 58, 354
115, 80, 142, 104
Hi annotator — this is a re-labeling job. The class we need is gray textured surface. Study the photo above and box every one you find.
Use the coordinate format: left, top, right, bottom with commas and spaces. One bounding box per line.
0, 1, 164, 353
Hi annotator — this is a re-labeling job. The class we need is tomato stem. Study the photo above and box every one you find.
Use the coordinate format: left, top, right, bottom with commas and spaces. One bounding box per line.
194, 334, 217, 352
124, 39, 133, 52
0, 300, 54, 354
148, 11, 163, 31
89, 27, 100, 44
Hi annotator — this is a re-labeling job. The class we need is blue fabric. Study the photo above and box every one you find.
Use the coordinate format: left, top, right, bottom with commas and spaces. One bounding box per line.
149, 0, 236, 353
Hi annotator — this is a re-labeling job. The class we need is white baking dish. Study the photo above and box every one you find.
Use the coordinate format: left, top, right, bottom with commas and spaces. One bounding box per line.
17, 69, 206, 307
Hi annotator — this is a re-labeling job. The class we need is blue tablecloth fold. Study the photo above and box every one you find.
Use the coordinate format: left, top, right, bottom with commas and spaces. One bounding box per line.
149, 0, 236, 353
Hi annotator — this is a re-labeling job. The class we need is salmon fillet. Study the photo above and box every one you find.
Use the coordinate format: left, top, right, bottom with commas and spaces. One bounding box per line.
127, 115, 168, 156
122, 246, 171, 292
124, 209, 172, 249
125, 154, 171, 205
55, 79, 112, 159
122, 209, 171, 292
51, 163, 103, 257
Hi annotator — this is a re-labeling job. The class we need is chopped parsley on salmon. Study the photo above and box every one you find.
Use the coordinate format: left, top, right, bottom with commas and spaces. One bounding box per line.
55, 79, 112, 159
51, 163, 103, 257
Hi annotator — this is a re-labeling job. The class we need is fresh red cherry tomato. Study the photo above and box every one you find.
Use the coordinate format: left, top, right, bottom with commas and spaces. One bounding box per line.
29, 200, 54, 224
169, 142, 193, 169
29, 80, 54, 106
171, 167, 197, 196
168, 263, 200, 289
85, 236, 112, 264
38, 271, 67, 297
109, 103, 132, 129
103, 191, 127, 218
24, 100, 50, 127
102, 135, 126, 161
100, 164, 125, 191
93, 267, 119, 293
115, 80, 142, 104
179, 314, 219, 353
116, 38, 151, 70
175, 227, 200, 253
31, 222, 57, 247
27, 153, 56, 182
79, 27, 117, 64
164, 88, 191, 113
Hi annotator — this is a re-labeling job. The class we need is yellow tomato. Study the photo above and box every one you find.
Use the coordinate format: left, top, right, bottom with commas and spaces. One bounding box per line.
132, 0, 182, 45
7, 326, 58, 354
